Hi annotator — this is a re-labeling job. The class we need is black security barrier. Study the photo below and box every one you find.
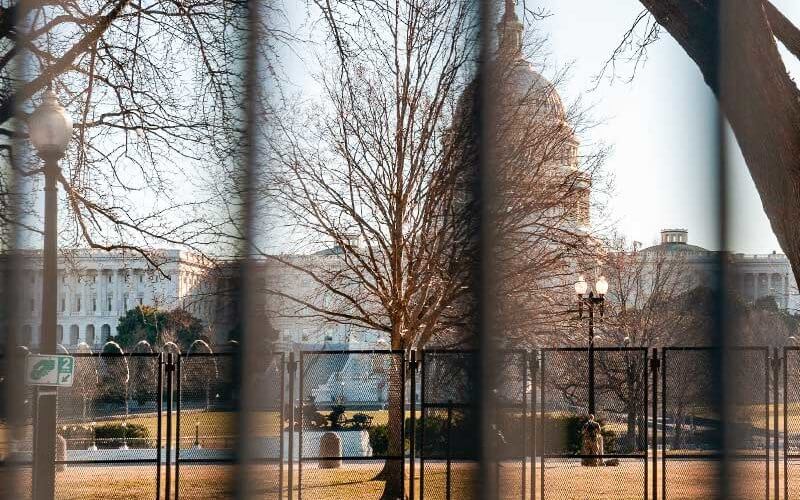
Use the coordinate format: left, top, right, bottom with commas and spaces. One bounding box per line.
661, 347, 770, 500
539, 347, 649, 500
57, 352, 162, 500
8, 345, 800, 499
297, 350, 405, 500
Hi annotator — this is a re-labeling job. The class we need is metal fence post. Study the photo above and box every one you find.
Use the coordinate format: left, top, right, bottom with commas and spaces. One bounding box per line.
287, 352, 297, 500
446, 399, 453, 500
784, 348, 790, 499
279, 353, 286, 498
175, 355, 182, 500
420, 351, 426, 499
157, 353, 163, 500
773, 348, 780, 500
651, 348, 659, 500
530, 350, 537, 500
409, 350, 417, 500
165, 353, 174, 500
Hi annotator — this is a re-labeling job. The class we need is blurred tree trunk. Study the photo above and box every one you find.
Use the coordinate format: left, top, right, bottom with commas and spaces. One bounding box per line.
638, 0, 800, 282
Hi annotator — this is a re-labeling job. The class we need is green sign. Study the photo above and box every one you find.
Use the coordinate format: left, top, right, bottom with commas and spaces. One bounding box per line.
26, 354, 75, 387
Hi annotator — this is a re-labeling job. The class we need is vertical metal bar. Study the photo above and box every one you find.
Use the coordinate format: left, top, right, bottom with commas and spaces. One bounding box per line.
588, 308, 595, 415
409, 350, 417, 500
652, 349, 658, 500
521, 352, 527, 500
175, 355, 181, 500
287, 352, 296, 500
539, 352, 545, 500
531, 350, 537, 500
279, 353, 285, 498
773, 349, 779, 500
156, 353, 163, 500
420, 351, 426, 499
644, 351, 649, 500
298, 353, 304, 500
446, 400, 453, 500
401, 351, 407, 500
165, 353, 173, 500
764, 347, 776, 500
784, 348, 789, 500
661, 349, 666, 500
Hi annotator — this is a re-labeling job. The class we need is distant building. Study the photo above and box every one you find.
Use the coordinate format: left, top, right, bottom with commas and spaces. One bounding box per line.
640, 228, 800, 312
6, 249, 216, 349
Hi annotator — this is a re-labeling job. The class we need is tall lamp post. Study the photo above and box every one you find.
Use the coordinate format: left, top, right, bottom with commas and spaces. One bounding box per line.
575, 274, 608, 415
29, 90, 73, 500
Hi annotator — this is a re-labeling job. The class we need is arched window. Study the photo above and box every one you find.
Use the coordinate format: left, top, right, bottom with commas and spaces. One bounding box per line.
69, 325, 79, 345
86, 324, 96, 346
57, 325, 64, 344
101, 324, 111, 344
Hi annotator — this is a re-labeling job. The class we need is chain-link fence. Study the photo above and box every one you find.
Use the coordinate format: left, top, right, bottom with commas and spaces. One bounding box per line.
177, 351, 241, 499
297, 350, 405, 500
539, 347, 648, 500
419, 350, 478, 500
55, 352, 161, 499
661, 347, 770, 500
6, 346, 800, 499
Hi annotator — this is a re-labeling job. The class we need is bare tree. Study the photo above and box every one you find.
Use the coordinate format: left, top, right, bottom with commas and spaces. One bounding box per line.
601, 236, 698, 347
259, 0, 609, 495
1, 0, 259, 265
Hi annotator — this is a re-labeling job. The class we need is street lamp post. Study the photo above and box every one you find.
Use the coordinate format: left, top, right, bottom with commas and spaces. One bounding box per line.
29, 90, 73, 500
575, 275, 608, 415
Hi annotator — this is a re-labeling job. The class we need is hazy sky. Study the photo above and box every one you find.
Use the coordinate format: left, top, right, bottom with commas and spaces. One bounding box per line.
536, 0, 800, 253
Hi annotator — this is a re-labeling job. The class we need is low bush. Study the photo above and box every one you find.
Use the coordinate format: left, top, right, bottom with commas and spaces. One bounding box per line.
59, 422, 152, 449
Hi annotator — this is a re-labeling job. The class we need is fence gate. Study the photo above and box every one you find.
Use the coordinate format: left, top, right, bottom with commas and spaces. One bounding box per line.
539, 347, 649, 500
419, 350, 478, 500
52, 351, 163, 499
174, 351, 242, 499
661, 347, 770, 500
297, 350, 405, 500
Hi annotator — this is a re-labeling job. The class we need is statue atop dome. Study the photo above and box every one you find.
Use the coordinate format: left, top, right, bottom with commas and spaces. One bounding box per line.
497, 0, 523, 57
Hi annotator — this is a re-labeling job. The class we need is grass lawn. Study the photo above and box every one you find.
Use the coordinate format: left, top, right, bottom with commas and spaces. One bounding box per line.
3, 458, 799, 499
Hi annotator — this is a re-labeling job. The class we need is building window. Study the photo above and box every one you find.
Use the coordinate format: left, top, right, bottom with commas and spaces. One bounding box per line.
137, 297, 143, 306
107, 296, 113, 311
101, 324, 111, 343
30, 298, 35, 312
92, 297, 97, 312
75, 295, 81, 312
123, 296, 129, 311
139, 274, 143, 283
60, 297, 66, 312
108, 274, 112, 283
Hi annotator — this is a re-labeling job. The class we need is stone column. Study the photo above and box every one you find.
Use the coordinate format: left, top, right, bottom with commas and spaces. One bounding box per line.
753, 273, 760, 302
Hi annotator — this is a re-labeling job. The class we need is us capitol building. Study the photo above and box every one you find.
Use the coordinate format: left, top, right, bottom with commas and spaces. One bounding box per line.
642, 228, 799, 312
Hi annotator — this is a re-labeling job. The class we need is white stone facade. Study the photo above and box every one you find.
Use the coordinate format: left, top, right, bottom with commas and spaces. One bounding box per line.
12, 249, 216, 349
641, 229, 800, 313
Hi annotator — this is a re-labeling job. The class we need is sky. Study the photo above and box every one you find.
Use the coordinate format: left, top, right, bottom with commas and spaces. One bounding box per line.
272, 0, 799, 255
536, 0, 800, 253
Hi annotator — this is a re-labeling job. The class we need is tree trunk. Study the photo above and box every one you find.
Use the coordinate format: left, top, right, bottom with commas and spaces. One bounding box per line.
639, 0, 800, 285
374, 348, 406, 499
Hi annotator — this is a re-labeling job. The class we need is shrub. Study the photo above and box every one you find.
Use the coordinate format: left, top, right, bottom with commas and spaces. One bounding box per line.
369, 424, 390, 455
326, 405, 346, 430
93, 422, 151, 449
350, 413, 372, 430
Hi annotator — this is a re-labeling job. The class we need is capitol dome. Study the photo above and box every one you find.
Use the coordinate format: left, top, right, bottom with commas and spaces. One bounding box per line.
494, 0, 567, 124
